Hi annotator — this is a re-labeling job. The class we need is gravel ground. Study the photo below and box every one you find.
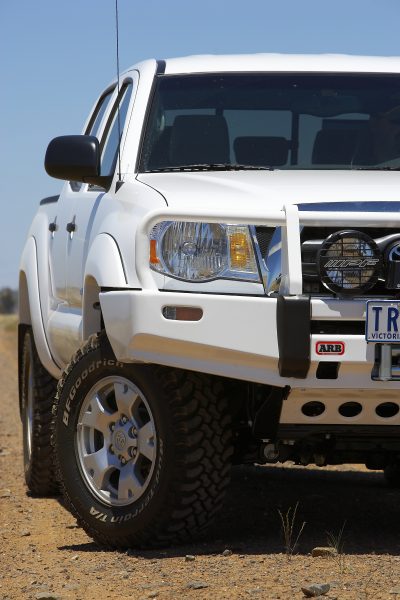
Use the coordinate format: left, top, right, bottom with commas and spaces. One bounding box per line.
1, 316, 400, 600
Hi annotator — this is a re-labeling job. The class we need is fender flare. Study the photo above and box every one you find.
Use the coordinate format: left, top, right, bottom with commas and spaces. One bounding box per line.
84, 233, 127, 288
19, 237, 61, 379
82, 233, 128, 340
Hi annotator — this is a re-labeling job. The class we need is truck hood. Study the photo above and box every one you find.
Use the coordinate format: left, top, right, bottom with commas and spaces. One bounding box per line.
137, 170, 400, 211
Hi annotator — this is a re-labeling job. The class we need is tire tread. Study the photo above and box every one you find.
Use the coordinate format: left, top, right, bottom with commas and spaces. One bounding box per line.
21, 329, 59, 495
52, 332, 233, 547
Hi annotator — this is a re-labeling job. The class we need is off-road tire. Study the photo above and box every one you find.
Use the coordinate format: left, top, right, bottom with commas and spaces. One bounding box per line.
52, 333, 233, 548
20, 328, 59, 495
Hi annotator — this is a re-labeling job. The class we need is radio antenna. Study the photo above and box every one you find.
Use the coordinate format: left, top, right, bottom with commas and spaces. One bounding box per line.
115, 0, 122, 184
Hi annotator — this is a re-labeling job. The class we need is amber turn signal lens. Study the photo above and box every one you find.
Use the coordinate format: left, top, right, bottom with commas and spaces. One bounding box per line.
229, 232, 250, 269
150, 239, 160, 264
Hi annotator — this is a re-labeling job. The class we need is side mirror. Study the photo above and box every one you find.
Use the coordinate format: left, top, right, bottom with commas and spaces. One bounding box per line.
44, 135, 111, 189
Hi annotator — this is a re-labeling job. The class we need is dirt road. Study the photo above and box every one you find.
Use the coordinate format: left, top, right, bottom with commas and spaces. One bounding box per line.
1, 317, 400, 599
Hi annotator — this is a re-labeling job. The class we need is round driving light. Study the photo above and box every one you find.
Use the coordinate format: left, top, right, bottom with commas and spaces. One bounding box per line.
318, 230, 381, 295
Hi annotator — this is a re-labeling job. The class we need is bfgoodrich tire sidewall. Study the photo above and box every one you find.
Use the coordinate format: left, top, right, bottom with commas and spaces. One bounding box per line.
55, 351, 178, 544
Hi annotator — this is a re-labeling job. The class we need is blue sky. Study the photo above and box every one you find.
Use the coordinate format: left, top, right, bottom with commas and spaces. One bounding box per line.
1, 0, 400, 287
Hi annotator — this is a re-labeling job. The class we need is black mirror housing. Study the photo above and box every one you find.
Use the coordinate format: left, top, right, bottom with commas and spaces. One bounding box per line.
44, 135, 110, 188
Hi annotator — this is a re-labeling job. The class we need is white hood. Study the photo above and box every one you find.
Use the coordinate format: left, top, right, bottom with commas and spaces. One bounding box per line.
137, 170, 400, 211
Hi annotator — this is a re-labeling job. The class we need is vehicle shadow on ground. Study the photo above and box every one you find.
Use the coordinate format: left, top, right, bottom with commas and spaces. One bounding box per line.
58, 464, 400, 557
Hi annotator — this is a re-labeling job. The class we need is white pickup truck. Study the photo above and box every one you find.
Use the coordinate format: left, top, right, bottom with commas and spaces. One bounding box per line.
19, 53, 400, 547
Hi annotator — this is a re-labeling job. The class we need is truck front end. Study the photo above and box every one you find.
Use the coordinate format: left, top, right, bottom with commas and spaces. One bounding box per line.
101, 57, 400, 472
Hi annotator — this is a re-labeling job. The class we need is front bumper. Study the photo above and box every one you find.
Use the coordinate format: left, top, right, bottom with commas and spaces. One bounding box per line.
99, 289, 397, 390
100, 203, 400, 391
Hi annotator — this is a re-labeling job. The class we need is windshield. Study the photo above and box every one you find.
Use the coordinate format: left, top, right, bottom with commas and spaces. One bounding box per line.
139, 73, 400, 172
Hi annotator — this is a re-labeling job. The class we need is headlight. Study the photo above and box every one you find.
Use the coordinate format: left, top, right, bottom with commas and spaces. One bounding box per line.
150, 221, 260, 283
318, 230, 381, 295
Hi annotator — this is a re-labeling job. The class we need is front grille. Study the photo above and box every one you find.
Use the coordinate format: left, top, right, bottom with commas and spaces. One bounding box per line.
255, 226, 275, 257
311, 320, 365, 335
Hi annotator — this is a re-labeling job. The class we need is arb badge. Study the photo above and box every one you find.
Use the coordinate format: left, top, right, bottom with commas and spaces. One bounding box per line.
316, 341, 345, 355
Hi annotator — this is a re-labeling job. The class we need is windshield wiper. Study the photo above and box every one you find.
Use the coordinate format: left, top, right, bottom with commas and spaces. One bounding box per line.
145, 163, 275, 173
353, 166, 400, 171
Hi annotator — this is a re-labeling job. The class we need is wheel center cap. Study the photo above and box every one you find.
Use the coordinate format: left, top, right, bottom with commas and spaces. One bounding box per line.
114, 430, 127, 451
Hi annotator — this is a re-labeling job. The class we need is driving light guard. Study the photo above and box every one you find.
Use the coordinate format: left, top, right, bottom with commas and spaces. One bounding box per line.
318, 230, 381, 295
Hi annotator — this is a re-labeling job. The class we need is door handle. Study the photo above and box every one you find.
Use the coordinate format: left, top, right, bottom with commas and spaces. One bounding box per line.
66, 216, 77, 239
49, 222, 57, 233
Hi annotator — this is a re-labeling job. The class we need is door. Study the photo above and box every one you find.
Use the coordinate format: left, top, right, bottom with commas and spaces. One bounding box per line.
66, 80, 135, 308
47, 84, 117, 365
47, 79, 136, 367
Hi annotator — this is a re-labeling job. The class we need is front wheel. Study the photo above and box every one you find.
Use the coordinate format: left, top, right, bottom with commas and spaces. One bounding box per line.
53, 334, 233, 548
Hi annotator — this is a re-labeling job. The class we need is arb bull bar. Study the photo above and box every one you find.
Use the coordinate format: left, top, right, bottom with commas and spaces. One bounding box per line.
134, 204, 400, 384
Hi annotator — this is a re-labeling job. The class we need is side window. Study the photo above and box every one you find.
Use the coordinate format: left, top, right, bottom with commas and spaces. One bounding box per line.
85, 88, 115, 137
100, 82, 133, 176
70, 87, 115, 191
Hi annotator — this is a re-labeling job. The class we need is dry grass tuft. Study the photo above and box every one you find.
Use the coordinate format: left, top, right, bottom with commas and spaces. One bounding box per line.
326, 521, 347, 574
278, 501, 306, 560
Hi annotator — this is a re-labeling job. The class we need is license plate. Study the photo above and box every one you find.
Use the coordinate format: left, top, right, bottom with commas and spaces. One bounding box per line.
366, 300, 400, 342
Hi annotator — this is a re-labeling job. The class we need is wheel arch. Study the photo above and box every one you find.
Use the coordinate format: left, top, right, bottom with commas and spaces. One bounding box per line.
82, 233, 128, 340
19, 270, 31, 326
18, 237, 61, 383
82, 275, 102, 340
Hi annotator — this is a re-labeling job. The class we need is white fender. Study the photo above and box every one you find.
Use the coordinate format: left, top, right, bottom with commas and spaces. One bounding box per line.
19, 237, 62, 379
84, 233, 127, 288
82, 233, 128, 340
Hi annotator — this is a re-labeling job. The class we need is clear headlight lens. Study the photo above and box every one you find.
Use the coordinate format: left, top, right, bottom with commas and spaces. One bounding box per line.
162, 222, 227, 280
150, 221, 260, 283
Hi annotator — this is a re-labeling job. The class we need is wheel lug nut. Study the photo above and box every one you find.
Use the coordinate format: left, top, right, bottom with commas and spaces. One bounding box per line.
131, 427, 137, 437
129, 447, 137, 458
120, 457, 127, 465
109, 445, 114, 454
121, 416, 128, 425
110, 423, 115, 432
